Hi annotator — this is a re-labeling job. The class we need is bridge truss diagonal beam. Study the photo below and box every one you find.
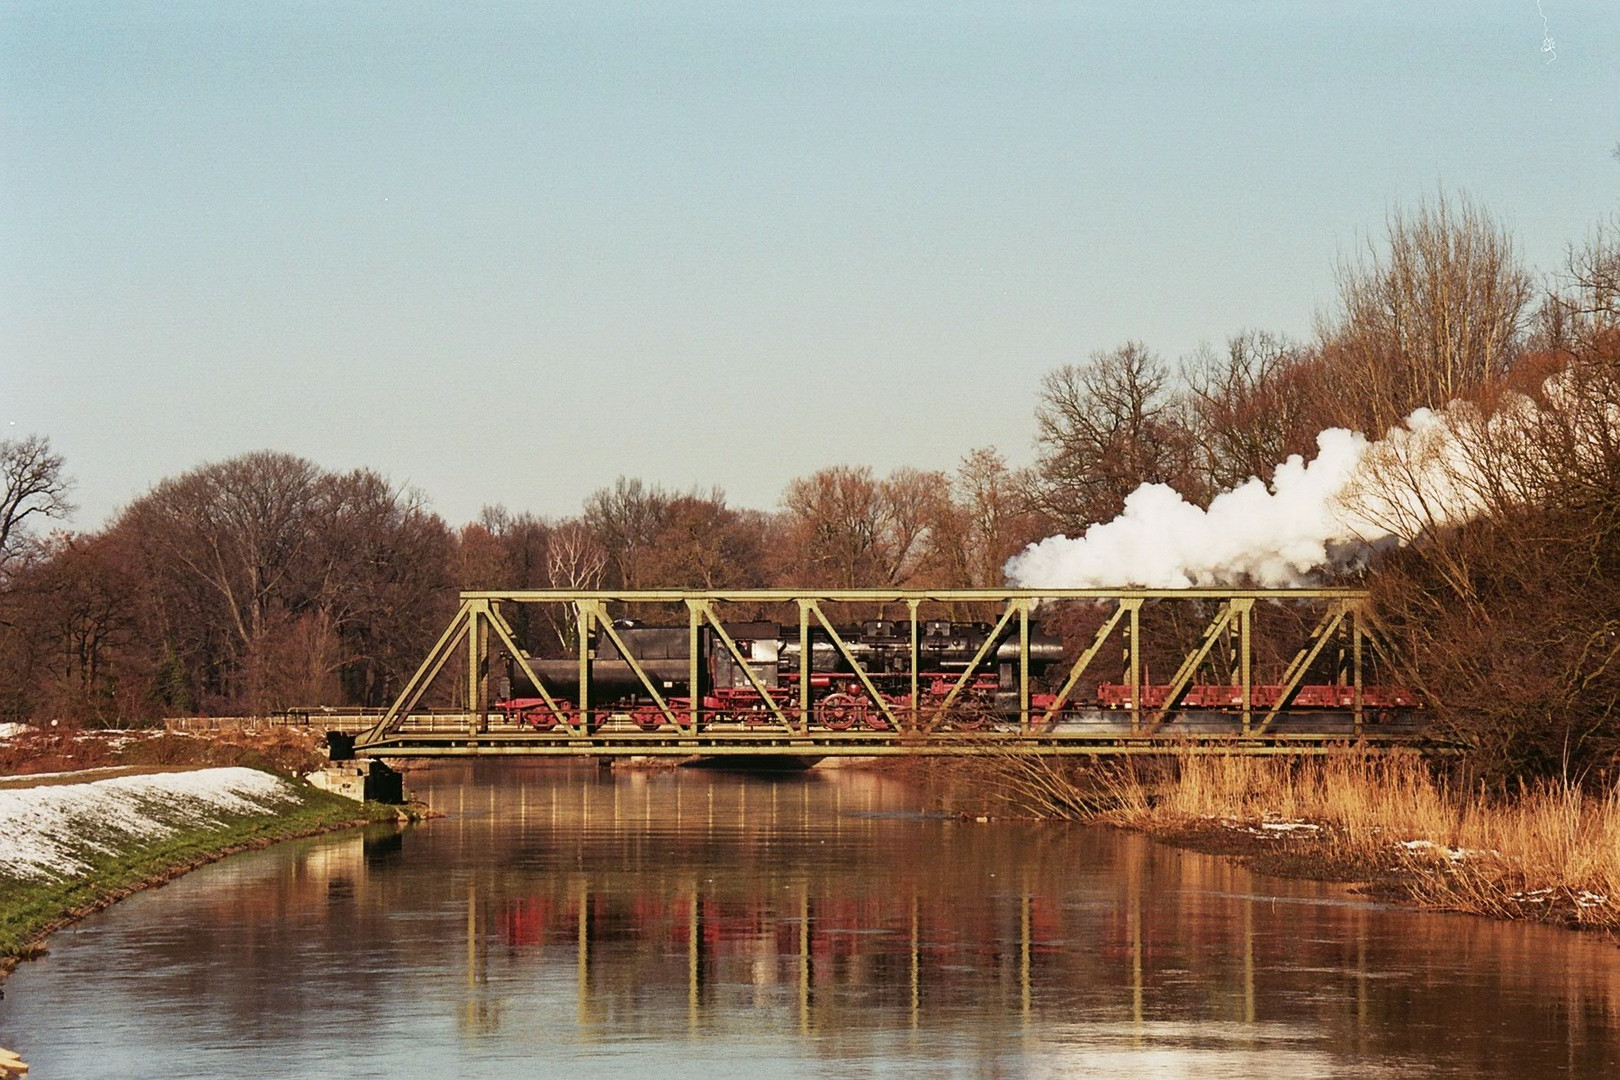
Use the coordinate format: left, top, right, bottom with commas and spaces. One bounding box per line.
484, 602, 574, 732
362, 599, 473, 744
802, 600, 903, 731
1145, 598, 1254, 734
585, 600, 679, 729
351, 587, 1420, 755
930, 599, 1021, 724
1253, 600, 1351, 736
694, 600, 793, 731
1040, 599, 1140, 729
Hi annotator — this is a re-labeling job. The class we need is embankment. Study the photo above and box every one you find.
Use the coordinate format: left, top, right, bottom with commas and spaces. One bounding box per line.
914, 754, 1619, 931
0, 767, 402, 978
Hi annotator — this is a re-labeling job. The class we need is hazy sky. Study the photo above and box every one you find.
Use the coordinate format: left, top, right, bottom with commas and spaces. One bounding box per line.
3, 2, 1616, 531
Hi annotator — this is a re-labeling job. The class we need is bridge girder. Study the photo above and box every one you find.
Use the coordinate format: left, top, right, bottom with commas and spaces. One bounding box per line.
352, 588, 1423, 757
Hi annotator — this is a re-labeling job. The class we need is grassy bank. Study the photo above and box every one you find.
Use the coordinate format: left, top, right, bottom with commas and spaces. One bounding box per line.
0, 769, 402, 977
953, 754, 1620, 931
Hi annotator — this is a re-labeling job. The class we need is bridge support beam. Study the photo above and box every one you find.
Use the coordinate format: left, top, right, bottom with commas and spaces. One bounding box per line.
351, 588, 1422, 757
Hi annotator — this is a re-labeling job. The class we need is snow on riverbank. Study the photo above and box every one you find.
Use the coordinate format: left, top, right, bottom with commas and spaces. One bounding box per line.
0, 768, 300, 881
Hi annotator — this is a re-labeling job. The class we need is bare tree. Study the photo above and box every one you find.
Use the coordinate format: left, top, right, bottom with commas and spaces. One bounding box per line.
950, 447, 1045, 587
1537, 216, 1620, 362
0, 530, 143, 725
640, 490, 768, 589
583, 477, 671, 589
487, 506, 551, 589
544, 518, 607, 651
115, 453, 455, 712
315, 469, 455, 706
1031, 342, 1194, 529
1321, 192, 1533, 430
1343, 317, 1620, 778
0, 435, 74, 577
878, 467, 945, 585
122, 451, 323, 656
781, 466, 886, 587
546, 518, 607, 591
31, 534, 141, 723
116, 452, 326, 711
1184, 331, 1327, 492
780, 465, 948, 587
1567, 218, 1620, 323
456, 520, 510, 592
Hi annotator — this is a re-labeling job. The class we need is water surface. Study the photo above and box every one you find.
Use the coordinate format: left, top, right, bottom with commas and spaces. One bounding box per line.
3, 762, 1619, 1077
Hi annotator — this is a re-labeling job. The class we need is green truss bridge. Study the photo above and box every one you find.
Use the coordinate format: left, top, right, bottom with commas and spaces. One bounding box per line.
338, 588, 1434, 760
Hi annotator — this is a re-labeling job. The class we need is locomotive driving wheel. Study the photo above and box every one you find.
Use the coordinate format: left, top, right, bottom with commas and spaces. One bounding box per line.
944, 704, 990, 731
815, 692, 864, 731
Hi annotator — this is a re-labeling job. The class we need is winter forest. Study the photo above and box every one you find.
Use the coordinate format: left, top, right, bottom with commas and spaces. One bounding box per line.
3, 195, 1619, 779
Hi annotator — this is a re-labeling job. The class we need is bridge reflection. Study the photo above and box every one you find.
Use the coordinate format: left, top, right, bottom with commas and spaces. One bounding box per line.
51, 761, 1620, 1077
422, 766, 1620, 1076
491, 884, 1073, 1033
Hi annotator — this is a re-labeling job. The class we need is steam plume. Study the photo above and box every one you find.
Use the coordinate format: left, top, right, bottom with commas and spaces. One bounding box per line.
1005, 403, 1496, 589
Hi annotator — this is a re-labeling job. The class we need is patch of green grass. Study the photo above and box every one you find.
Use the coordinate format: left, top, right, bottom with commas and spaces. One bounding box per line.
0, 781, 400, 969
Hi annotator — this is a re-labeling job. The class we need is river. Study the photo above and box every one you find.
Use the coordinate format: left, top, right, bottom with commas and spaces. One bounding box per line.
3, 762, 1619, 1078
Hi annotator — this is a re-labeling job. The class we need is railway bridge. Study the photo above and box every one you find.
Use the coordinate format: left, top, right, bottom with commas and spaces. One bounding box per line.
344, 588, 1432, 759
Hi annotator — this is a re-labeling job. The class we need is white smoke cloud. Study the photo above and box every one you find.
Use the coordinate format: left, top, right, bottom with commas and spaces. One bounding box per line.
1004, 402, 1498, 589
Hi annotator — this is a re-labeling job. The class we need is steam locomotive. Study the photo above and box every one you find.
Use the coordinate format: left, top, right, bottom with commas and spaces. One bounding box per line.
496, 618, 1065, 731
493, 616, 1418, 732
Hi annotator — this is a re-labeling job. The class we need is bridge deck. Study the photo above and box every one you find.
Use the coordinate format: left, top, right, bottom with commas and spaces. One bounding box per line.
353, 712, 1435, 757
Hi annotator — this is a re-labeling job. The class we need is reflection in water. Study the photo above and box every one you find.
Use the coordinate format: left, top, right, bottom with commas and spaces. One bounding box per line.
3, 762, 1620, 1078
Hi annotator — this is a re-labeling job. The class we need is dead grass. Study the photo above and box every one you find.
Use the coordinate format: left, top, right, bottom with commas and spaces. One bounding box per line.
996, 753, 1620, 930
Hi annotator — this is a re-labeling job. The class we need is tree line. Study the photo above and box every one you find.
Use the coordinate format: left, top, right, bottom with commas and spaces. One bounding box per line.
3, 193, 1617, 777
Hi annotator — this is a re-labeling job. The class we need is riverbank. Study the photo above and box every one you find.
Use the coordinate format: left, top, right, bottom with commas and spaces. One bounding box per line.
0, 722, 329, 777
918, 754, 1620, 932
0, 767, 404, 979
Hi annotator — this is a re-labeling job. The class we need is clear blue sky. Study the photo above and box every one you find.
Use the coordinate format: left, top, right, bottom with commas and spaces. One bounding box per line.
3, 1, 1616, 530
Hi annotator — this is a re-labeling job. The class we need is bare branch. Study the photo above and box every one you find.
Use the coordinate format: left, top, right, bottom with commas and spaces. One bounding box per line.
0, 435, 75, 574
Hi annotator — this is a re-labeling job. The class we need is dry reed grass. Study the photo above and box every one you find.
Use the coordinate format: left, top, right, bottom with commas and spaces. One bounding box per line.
1001, 753, 1620, 929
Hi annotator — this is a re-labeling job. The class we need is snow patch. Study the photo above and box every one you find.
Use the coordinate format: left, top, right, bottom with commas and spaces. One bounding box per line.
0, 768, 299, 881
1213, 816, 1323, 839
1507, 887, 1611, 909
1399, 838, 1494, 862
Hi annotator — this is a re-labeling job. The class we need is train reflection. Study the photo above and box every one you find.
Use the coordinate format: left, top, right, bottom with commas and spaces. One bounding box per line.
494, 885, 1068, 1024
412, 764, 1620, 1074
